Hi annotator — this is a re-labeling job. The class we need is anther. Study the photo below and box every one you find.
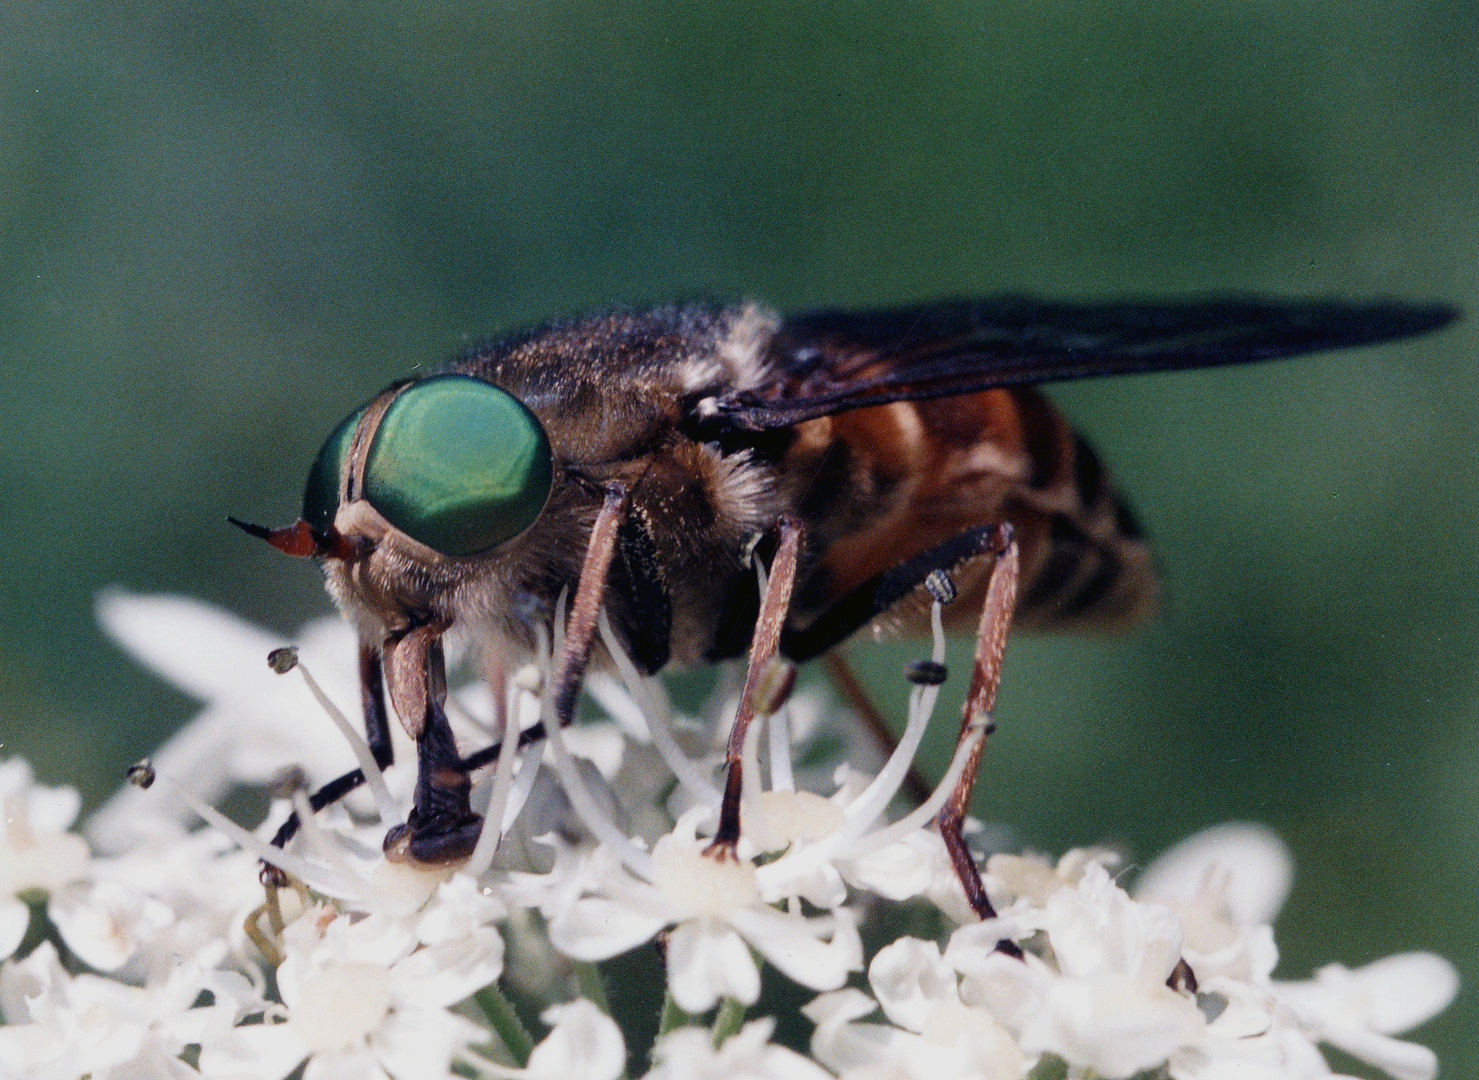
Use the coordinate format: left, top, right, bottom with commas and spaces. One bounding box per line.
924, 569, 957, 604
905, 659, 949, 686
268, 766, 309, 801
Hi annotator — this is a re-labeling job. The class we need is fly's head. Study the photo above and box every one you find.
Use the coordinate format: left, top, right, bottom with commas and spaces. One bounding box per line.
237, 373, 557, 646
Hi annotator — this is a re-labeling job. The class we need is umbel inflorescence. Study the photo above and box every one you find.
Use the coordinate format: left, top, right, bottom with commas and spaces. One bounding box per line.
0, 592, 1457, 1079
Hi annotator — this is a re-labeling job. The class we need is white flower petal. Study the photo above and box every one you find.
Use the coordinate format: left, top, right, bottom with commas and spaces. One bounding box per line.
416, 873, 506, 943
303, 1045, 393, 1080
2, 829, 89, 900
1350, 953, 1459, 1034
1023, 974, 1204, 1079
1276, 953, 1460, 1037
96, 590, 288, 702
952, 946, 1048, 1033
1136, 822, 1293, 928
803, 986, 880, 1029
646, 1018, 833, 1080
941, 919, 1020, 981
196, 1021, 308, 1080
0, 941, 67, 1025
561, 722, 629, 782
1169, 1023, 1333, 1080
276, 911, 416, 1011
389, 929, 505, 1008
0, 760, 81, 833
48, 879, 174, 972
868, 937, 956, 1033
840, 830, 944, 902
289, 961, 393, 1054
735, 905, 861, 994
667, 919, 761, 1013
368, 1004, 485, 1080
0, 1022, 70, 1076
756, 858, 847, 910
0, 899, 29, 961
1320, 1024, 1438, 1080
527, 999, 626, 1080
804, 988, 899, 1075
918, 999, 1025, 1080
1044, 864, 1183, 985
549, 896, 670, 961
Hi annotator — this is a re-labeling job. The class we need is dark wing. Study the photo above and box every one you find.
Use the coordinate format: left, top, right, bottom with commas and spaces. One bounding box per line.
704, 296, 1458, 430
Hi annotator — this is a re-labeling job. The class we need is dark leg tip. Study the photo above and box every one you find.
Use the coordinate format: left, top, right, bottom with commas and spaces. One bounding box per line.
383, 814, 485, 867
1168, 956, 1198, 993
993, 938, 1025, 960
702, 837, 740, 861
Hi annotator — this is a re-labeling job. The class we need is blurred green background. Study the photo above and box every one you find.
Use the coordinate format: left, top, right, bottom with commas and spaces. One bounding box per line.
3, 0, 1475, 1072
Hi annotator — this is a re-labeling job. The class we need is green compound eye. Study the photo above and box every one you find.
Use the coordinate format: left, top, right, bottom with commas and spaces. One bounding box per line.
303, 405, 367, 534
362, 375, 553, 556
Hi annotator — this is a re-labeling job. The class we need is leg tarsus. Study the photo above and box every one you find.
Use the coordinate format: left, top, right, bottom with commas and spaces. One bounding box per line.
359, 643, 394, 769
384, 630, 483, 865
1168, 957, 1198, 993
938, 794, 1000, 920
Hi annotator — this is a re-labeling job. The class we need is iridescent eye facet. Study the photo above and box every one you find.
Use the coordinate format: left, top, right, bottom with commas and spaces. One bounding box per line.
361, 375, 553, 556
302, 405, 366, 533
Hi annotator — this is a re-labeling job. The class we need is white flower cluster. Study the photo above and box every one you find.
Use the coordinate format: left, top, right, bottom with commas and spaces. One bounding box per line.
0, 592, 1457, 1079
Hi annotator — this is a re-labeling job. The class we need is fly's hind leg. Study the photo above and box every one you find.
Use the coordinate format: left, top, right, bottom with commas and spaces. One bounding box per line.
778, 520, 1022, 936
931, 527, 1193, 979
934, 524, 1019, 931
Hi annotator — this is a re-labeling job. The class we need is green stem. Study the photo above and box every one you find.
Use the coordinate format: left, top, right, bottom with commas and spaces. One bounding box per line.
657, 989, 698, 1038
571, 962, 630, 1080
572, 959, 611, 1014
711, 997, 747, 1047
474, 984, 536, 1067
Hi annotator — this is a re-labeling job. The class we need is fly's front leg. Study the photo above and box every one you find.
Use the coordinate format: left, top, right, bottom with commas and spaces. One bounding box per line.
550, 481, 630, 730
382, 619, 482, 866
707, 514, 803, 856
359, 642, 395, 772
383, 481, 629, 845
